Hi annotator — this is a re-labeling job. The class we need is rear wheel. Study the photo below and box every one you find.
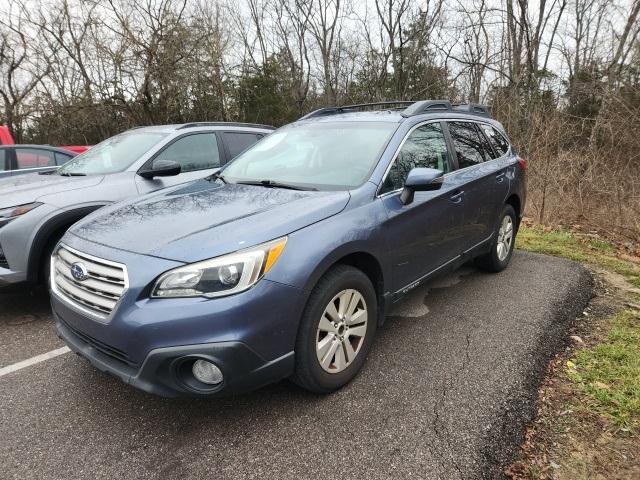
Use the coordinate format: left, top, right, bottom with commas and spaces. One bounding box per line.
477, 204, 517, 272
292, 265, 377, 393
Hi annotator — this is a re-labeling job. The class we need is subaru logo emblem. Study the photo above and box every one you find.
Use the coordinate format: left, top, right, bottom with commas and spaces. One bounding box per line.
70, 262, 89, 282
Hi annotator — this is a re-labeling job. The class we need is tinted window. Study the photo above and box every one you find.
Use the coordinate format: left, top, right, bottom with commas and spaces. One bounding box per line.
223, 132, 262, 159
480, 124, 510, 157
222, 122, 396, 190
448, 122, 491, 169
155, 133, 220, 172
474, 124, 496, 159
55, 152, 74, 166
0, 150, 6, 171
381, 122, 451, 194
16, 148, 56, 169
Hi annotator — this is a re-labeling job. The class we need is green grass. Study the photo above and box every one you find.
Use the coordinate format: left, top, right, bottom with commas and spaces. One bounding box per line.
568, 310, 640, 428
517, 224, 640, 431
517, 225, 640, 290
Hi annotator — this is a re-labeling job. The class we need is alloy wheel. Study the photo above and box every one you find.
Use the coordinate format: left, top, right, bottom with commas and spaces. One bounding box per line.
316, 289, 368, 373
496, 215, 514, 261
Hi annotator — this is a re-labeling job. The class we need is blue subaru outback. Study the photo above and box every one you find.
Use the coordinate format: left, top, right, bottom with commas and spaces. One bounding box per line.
51, 100, 526, 397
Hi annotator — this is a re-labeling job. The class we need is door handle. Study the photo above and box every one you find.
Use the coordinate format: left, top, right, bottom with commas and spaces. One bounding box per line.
449, 190, 464, 203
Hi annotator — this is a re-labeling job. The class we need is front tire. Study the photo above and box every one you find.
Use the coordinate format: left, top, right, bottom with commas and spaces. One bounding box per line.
477, 204, 517, 272
292, 265, 377, 393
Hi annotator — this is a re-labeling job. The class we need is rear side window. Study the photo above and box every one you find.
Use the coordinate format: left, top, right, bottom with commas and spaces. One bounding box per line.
15, 148, 56, 169
55, 152, 74, 166
381, 122, 451, 194
480, 124, 510, 157
448, 122, 491, 169
223, 132, 263, 159
155, 133, 220, 172
0, 150, 6, 171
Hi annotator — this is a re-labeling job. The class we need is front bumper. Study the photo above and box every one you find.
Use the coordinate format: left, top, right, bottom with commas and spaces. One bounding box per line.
51, 234, 306, 397
55, 313, 295, 397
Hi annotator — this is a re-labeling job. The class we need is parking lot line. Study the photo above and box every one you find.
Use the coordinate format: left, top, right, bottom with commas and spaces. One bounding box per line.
0, 347, 70, 378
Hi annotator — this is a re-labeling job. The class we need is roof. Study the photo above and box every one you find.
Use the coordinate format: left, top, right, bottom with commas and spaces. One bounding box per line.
0, 144, 78, 153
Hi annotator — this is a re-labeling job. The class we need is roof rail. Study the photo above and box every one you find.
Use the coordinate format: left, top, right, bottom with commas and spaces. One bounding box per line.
300, 101, 414, 120
177, 122, 276, 130
299, 100, 492, 121
400, 100, 453, 117
451, 103, 490, 116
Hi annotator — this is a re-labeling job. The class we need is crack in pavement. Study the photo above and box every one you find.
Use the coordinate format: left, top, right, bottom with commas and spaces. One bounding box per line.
431, 331, 473, 478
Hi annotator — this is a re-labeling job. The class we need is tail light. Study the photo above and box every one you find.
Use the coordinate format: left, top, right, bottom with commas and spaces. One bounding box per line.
517, 157, 527, 170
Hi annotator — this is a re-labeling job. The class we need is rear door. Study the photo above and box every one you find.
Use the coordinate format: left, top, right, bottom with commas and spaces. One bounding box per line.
380, 121, 464, 291
135, 131, 223, 194
445, 121, 509, 252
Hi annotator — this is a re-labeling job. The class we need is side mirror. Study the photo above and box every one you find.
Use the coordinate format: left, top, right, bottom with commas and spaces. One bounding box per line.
400, 167, 444, 205
138, 160, 181, 179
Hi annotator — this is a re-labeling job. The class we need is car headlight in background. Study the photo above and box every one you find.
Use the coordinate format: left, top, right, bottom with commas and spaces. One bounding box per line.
0, 202, 42, 227
152, 237, 287, 298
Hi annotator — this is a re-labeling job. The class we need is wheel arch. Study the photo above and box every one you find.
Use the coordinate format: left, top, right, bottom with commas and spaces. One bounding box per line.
27, 205, 107, 283
301, 247, 389, 327
505, 194, 522, 231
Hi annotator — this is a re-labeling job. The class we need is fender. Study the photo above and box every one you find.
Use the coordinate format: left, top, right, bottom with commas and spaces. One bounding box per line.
27, 205, 108, 283
298, 240, 391, 326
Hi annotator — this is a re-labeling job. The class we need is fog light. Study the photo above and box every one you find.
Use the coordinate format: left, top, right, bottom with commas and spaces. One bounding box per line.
192, 359, 223, 385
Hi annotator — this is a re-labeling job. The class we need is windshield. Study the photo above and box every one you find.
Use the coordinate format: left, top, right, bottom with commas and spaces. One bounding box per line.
57, 131, 167, 175
221, 122, 397, 190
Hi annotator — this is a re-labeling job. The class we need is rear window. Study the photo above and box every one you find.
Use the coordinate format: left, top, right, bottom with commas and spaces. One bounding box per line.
16, 148, 56, 169
448, 122, 491, 168
55, 152, 74, 166
480, 124, 510, 157
223, 132, 263, 159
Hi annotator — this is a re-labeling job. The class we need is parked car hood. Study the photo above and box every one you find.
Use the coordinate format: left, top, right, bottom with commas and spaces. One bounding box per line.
70, 179, 350, 263
0, 173, 104, 209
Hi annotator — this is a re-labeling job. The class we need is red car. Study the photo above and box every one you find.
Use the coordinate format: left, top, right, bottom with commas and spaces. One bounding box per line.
0, 125, 90, 154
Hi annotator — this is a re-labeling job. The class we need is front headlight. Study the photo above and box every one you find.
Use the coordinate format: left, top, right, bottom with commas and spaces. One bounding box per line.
0, 202, 42, 222
151, 237, 287, 298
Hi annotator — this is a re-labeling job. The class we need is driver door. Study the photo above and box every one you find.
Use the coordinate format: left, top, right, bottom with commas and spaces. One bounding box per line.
380, 122, 464, 291
135, 132, 223, 194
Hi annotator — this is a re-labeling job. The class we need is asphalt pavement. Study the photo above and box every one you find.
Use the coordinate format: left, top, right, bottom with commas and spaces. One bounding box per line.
0, 251, 592, 479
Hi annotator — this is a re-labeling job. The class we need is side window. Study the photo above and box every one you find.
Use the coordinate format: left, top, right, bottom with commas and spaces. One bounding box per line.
480, 124, 510, 157
0, 150, 6, 171
15, 148, 56, 169
223, 132, 262, 160
381, 122, 451, 194
55, 152, 73, 166
473, 124, 496, 160
154, 133, 220, 172
448, 122, 490, 169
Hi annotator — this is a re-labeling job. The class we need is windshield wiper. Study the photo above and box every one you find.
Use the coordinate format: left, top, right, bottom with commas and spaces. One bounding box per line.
235, 179, 317, 191
58, 172, 87, 176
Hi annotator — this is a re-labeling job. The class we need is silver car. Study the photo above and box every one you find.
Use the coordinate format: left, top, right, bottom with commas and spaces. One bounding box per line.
0, 122, 273, 290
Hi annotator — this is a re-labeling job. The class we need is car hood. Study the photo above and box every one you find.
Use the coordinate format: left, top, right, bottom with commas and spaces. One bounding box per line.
0, 173, 104, 209
70, 179, 350, 263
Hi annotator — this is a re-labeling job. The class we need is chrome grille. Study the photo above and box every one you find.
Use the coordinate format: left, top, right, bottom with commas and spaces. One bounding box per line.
52, 244, 128, 319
